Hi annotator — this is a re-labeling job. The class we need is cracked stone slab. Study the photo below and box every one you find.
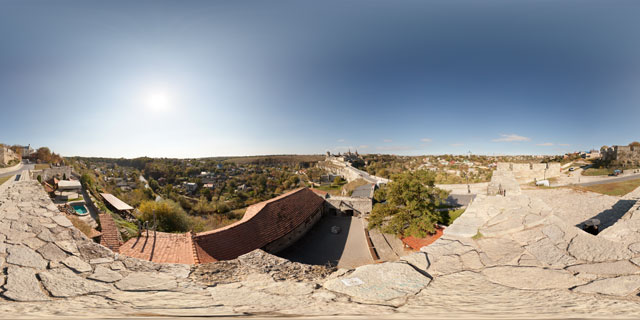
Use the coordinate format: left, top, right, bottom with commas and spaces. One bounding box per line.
482, 266, 588, 290
2, 266, 50, 301
476, 238, 524, 265
51, 215, 73, 228
573, 275, 640, 296
567, 261, 640, 276
55, 240, 80, 255
568, 234, 632, 262
115, 272, 178, 291
323, 262, 431, 304
36, 242, 69, 262
62, 255, 92, 273
88, 265, 124, 283
39, 268, 110, 297
400, 252, 430, 271
525, 237, 576, 267
6, 245, 48, 269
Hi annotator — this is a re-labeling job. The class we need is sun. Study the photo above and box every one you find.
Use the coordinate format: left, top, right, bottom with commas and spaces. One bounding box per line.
144, 90, 172, 111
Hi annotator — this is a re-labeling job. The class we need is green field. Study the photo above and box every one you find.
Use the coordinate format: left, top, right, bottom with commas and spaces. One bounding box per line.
582, 168, 614, 176
575, 178, 640, 196
0, 176, 11, 185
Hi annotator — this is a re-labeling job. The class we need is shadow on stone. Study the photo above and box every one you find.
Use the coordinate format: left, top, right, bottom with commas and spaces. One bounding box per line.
576, 199, 636, 234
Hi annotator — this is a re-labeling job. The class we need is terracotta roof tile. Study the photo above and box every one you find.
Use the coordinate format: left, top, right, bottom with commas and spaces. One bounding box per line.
401, 227, 444, 251
193, 188, 325, 262
98, 212, 121, 253
120, 231, 195, 264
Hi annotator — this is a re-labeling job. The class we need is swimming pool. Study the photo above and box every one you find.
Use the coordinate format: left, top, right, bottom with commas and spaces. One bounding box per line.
73, 205, 88, 215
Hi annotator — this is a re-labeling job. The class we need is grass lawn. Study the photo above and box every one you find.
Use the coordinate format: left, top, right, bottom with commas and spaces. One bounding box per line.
574, 178, 640, 196
447, 208, 466, 224
0, 176, 11, 185
582, 167, 613, 176
438, 208, 466, 226
34, 164, 51, 170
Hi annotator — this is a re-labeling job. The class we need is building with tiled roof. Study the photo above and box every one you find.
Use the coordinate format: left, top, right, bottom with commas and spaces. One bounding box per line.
118, 187, 326, 264
193, 187, 325, 262
98, 212, 121, 253
120, 231, 196, 264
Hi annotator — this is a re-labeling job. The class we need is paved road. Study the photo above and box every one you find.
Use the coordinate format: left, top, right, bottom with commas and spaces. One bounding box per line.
577, 173, 640, 187
0, 163, 33, 178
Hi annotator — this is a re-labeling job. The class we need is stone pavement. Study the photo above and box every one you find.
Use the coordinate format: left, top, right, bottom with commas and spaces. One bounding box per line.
2, 180, 640, 319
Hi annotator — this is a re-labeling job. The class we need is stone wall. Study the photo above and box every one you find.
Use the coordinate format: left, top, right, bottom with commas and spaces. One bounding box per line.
602, 145, 640, 167
496, 162, 561, 183
36, 166, 73, 181
325, 196, 373, 216
318, 158, 390, 185
0, 147, 20, 166
262, 206, 323, 254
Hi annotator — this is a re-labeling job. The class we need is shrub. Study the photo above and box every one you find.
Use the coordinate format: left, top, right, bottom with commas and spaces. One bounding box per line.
138, 199, 191, 232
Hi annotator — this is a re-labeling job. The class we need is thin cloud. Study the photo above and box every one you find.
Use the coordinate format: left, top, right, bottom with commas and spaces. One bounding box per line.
492, 134, 531, 142
558, 143, 570, 147
420, 138, 432, 143
358, 145, 369, 149
337, 138, 345, 143
383, 139, 393, 143
375, 145, 413, 152
536, 142, 554, 146
450, 143, 464, 147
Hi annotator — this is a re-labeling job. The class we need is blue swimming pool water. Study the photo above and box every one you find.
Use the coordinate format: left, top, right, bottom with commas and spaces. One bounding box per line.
73, 205, 88, 214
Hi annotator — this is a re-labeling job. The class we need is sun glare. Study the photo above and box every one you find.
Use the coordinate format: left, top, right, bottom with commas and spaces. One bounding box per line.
145, 90, 171, 111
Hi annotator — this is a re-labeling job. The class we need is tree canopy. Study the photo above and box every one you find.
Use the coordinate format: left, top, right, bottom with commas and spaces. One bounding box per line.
138, 199, 191, 233
368, 170, 449, 237
629, 141, 640, 148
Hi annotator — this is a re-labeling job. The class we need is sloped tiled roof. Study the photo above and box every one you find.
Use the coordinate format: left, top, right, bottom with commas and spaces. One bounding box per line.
193, 188, 325, 262
98, 212, 121, 253
120, 231, 195, 264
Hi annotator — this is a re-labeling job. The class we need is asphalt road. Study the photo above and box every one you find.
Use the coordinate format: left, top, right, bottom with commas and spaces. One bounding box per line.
0, 163, 34, 178
577, 173, 640, 187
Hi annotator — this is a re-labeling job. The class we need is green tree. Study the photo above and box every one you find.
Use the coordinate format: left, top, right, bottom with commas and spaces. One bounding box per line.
138, 200, 191, 232
368, 170, 449, 237
80, 173, 94, 188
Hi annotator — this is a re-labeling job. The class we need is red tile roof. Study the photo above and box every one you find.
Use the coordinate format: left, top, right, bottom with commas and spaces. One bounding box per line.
193, 188, 325, 262
401, 227, 444, 251
98, 212, 121, 253
120, 231, 195, 264
310, 188, 329, 198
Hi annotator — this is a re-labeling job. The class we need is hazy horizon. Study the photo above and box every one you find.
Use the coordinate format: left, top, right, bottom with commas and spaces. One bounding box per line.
2, 1, 639, 158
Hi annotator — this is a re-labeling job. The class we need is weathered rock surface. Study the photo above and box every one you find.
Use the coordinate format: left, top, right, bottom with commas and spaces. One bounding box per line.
115, 272, 178, 291
88, 265, 124, 283
62, 255, 92, 273
482, 266, 587, 290
567, 261, 640, 276
567, 234, 632, 262
6, 245, 48, 269
573, 275, 640, 296
2, 266, 50, 301
39, 268, 110, 297
323, 262, 431, 303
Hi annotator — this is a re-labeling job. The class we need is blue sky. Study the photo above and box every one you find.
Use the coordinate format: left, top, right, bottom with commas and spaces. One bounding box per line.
1, 0, 639, 158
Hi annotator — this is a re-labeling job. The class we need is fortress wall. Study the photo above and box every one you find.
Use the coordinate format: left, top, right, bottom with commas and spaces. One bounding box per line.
496, 162, 562, 183
262, 206, 323, 254
326, 197, 373, 216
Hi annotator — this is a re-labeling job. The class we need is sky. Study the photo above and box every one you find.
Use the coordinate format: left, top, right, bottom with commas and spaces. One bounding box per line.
1, 0, 639, 158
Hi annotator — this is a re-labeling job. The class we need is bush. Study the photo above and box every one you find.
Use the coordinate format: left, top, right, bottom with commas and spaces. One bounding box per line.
138, 199, 191, 232
37, 175, 42, 183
